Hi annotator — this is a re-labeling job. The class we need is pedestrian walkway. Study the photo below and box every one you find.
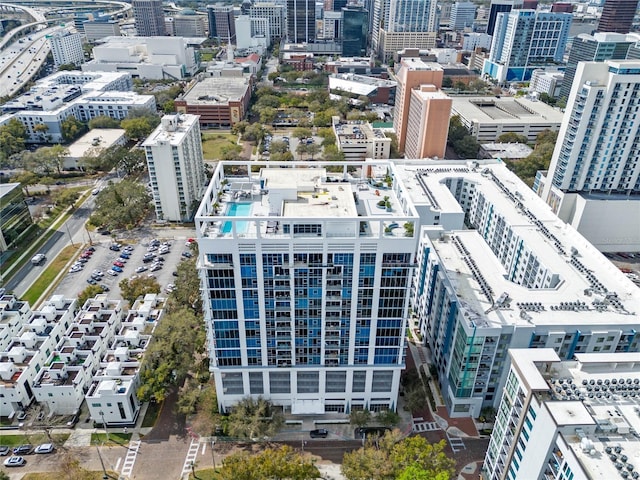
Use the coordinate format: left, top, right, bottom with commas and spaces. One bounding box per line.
180, 438, 200, 479
64, 428, 94, 448
412, 416, 441, 432
446, 431, 466, 453
120, 440, 141, 478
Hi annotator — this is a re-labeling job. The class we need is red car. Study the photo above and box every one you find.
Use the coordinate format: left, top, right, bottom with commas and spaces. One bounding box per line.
113, 261, 125, 268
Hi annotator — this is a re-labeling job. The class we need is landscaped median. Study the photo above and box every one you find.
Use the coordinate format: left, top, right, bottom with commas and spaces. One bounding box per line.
22, 244, 81, 305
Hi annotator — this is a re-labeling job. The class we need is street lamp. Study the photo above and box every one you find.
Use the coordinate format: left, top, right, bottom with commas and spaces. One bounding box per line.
210, 439, 216, 470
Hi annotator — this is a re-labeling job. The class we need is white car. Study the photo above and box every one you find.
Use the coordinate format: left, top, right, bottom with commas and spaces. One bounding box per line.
106, 269, 118, 276
34, 443, 54, 454
4, 456, 26, 467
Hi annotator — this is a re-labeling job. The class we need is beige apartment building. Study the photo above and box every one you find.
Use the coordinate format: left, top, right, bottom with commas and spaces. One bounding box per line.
404, 85, 452, 159
393, 59, 444, 155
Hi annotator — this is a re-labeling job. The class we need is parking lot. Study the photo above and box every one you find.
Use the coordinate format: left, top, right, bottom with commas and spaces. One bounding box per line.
260, 133, 323, 160
54, 234, 193, 302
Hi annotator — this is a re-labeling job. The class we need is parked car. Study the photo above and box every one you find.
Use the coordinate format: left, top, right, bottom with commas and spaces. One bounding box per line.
119, 253, 130, 259
182, 251, 193, 258
310, 429, 328, 438
34, 443, 54, 454
123, 245, 134, 253
87, 278, 97, 285
150, 264, 162, 272
13, 445, 33, 455
143, 256, 156, 263
4, 456, 26, 467
111, 266, 123, 273
135, 266, 148, 273
113, 261, 125, 268
109, 245, 120, 251
100, 284, 110, 292
0, 446, 10, 456
106, 269, 118, 276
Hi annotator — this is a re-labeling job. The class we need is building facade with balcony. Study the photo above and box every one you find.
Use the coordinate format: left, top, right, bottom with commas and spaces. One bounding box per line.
196, 161, 419, 414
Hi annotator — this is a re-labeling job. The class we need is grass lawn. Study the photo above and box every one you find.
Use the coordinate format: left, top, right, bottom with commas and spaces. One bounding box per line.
190, 468, 217, 480
200, 52, 214, 61
141, 401, 162, 428
91, 432, 132, 446
202, 133, 238, 160
0, 433, 69, 447
22, 244, 81, 305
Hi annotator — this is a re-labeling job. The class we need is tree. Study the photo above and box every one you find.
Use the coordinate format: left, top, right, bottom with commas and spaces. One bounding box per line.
138, 306, 206, 402
296, 142, 309, 159
447, 116, 468, 144
77, 285, 104, 307
306, 143, 321, 160
89, 115, 121, 129
376, 409, 401, 427
293, 127, 312, 140
270, 140, 289, 155
219, 143, 242, 160
231, 120, 249, 136
167, 256, 201, 314
57, 63, 77, 71
242, 123, 266, 142
40, 144, 69, 175
13, 171, 39, 196
0, 119, 26, 164
270, 151, 294, 161
442, 77, 453, 88
89, 179, 152, 230
404, 386, 428, 413
161, 99, 175, 113
218, 446, 319, 480
349, 409, 371, 427
119, 276, 161, 305
259, 106, 278, 125
497, 132, 529, 144
52, 188, 80, 208
455, 135, 480, 158
121, 116, 156, 141
61, 117, 87, 142
227, 397, 284, 439
323, 144, 345, 161
342, 435, 455, 480
117, 147, 147, 175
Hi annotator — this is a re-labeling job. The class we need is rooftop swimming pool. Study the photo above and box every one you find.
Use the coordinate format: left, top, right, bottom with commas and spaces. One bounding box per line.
221, 202, 252, 234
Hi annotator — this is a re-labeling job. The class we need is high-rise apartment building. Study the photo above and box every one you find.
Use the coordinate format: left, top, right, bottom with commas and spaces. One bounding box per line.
250, 3, 286, 41
207, 4, 236, 43
483, 349, 640, 480
195, 161, 418, 414
400, 160, 640, 417
536, 60, 640, 251
342, 6, 368, 57
486, 0, 522, 36
450, 1, 476, 30
393, 59, 443, 154
483, 10, 572, 82
49, 31, 84, 67
133, 0, 166, 36
559, 32, 632, 100
287, 0, 315, 43
142, 114, 206, 222
372, 0, 437, 54
597, 0, 640, 34
404, 85, 452, 159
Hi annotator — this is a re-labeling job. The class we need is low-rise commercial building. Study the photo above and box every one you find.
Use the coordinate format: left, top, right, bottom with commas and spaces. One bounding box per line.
530, 69, 564, 98
328, 73, 397, 105
65, 129, 127, 170
175, 76, 252, 128
83, 36, 201, 80
332, 117, 391, 160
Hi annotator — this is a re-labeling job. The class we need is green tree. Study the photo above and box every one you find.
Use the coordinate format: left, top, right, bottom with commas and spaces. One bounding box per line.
138, 307, 206, 402
227, 397, 284, 439
218, 446, 319, 480
89, 115, 121, 129
256, 94, 282, 109
296, 142, 309, 159
117, 147, 147, 175
13, 171, 39, 196
323, 144, 345, 161
231, 120, 249, 136
167, 256, 202, 314
119, 276, 161, 305
404, 386, 428, 413
306, 143, 321, 160
61, 117, 87, 142
41, 144, 69, 175
270, 140, 289, 154
162, 99, 176, 113
219, 143, 242, 160
349, 409, 371, 427
89, 179, 152, 230
0, 119, 26, 164
270, 151, 294, 161
259, 106, 278, 125
121, 116, 156, 141
442, 77, 453, 88
342, 436, 454, 480
497, 132, 529, 144
77, 285, 104, 307
293, 127, 312, 140
376, 409, 401, 427
52, 188, 80, 208
242, 123, 266, 142
447, 116, 468, 144
57, 63, 77, 71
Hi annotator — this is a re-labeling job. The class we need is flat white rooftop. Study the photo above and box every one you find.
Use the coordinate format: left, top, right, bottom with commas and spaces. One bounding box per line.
451, 96, 564, 125
142, 113, 199, 147
180, 76, 251, 105
393, 161, 640, 328
67, 129, 125, 158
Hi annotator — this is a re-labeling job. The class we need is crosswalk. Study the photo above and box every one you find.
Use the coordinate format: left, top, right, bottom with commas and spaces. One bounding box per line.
446, 432, 466, 453
120, 440, 141, 478
412, 417, 441, 432
180, 438, 200, 479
